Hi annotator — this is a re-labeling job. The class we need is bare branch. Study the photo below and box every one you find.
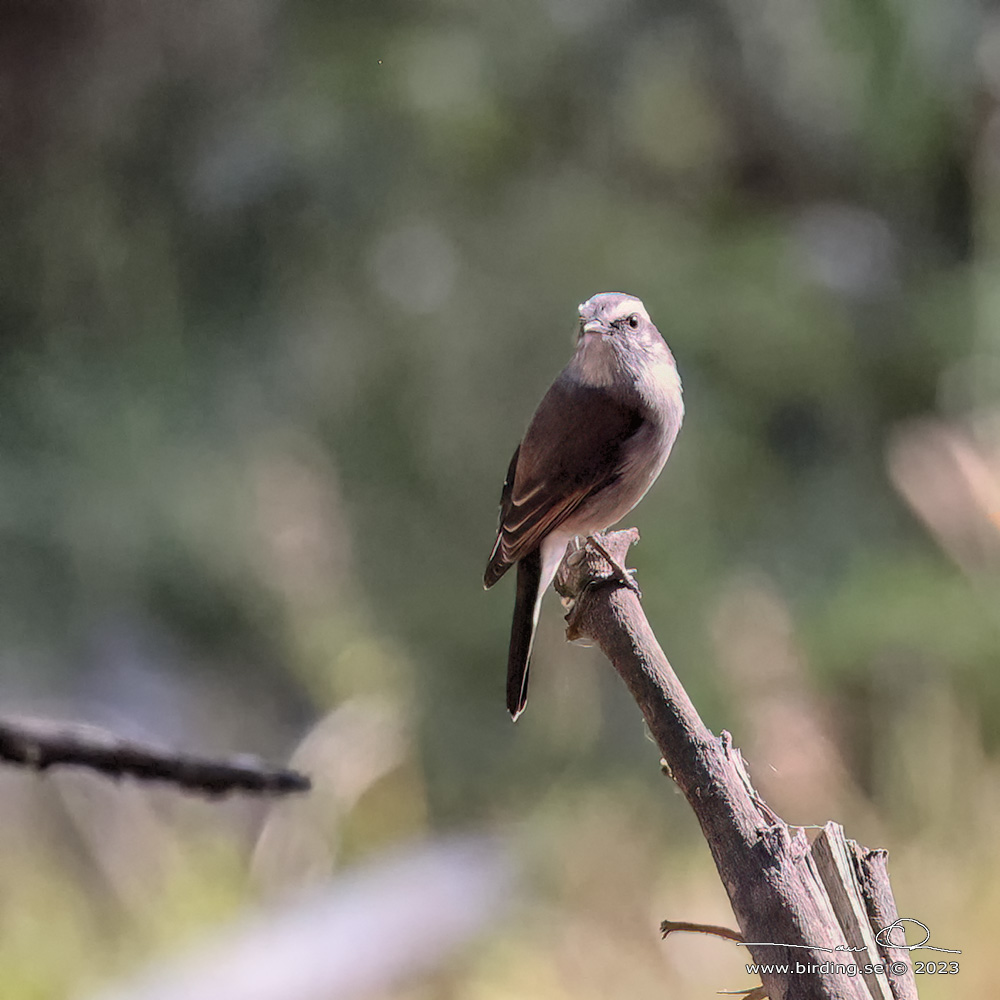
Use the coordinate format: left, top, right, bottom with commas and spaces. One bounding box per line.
848, 843, 918, 999
811, 824, 894, 999
0, 715, 310, 797
660, 919, 744, 943
556, 530, 910, 1000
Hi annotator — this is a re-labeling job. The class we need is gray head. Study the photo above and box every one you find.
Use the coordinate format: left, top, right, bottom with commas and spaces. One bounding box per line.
577, 291, 666, 354
571, 291, 678, 392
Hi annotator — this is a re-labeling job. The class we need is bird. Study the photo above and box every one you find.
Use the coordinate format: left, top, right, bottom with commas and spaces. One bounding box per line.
484, 291, 684, 720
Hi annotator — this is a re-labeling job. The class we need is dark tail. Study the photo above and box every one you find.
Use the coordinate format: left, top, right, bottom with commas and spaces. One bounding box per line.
507, 548, 541, 720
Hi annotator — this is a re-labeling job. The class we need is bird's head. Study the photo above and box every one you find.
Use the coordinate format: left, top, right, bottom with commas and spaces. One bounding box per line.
577, 292, 662, 349
576, 291, 674, 370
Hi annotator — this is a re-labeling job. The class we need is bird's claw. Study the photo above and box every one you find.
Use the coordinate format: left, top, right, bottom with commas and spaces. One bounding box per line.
585, 536, 642, 598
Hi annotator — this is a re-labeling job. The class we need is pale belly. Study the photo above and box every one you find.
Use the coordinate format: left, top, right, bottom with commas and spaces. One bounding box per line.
561, 417, 676, 537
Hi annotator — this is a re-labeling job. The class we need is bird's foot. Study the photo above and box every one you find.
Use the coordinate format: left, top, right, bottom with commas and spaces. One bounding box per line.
585, 535, 642, 598
559, 538, 587, 609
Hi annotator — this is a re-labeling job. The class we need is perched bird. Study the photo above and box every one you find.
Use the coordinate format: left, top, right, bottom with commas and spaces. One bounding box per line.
484, 292, 684, 719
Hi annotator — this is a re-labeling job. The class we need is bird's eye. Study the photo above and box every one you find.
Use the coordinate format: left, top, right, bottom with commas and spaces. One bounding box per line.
627, 313, 640, 329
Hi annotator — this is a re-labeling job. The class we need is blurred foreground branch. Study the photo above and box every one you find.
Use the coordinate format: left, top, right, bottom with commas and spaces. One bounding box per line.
0, 716, 310, 797
85, 837, 509, 1000
555, 530, 917, 1000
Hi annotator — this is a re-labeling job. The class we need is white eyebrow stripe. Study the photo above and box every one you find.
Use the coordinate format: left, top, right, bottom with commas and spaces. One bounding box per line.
603, 298, 648, 323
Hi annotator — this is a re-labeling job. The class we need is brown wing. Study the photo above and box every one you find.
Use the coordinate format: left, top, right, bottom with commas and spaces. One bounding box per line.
484, 373, 645, 587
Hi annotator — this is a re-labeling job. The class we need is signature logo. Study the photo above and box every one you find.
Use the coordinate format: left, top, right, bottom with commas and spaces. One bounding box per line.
741, 917, 960, 955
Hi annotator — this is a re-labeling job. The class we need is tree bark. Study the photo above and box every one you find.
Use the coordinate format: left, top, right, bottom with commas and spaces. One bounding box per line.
554, 529, 916, 1000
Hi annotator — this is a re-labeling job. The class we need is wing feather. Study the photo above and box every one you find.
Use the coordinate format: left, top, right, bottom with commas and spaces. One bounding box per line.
484, 374, 644, 587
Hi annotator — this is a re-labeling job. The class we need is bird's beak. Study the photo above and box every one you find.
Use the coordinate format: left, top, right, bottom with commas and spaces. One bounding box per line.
580, 319, 608, 337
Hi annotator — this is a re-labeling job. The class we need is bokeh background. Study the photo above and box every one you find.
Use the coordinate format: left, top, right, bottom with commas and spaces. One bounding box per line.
0, 1, 997, 997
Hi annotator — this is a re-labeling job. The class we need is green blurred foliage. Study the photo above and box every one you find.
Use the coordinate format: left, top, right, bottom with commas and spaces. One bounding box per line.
0, 0, 997, 997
